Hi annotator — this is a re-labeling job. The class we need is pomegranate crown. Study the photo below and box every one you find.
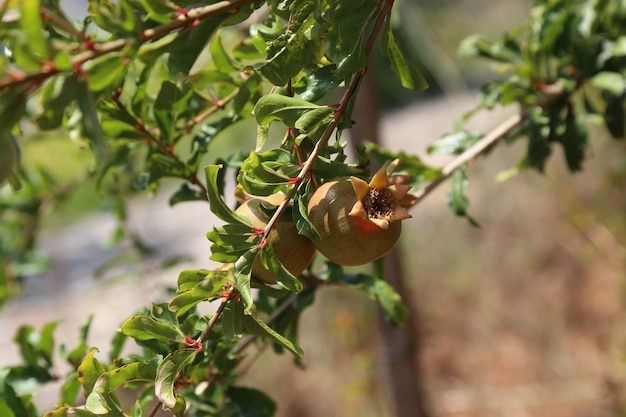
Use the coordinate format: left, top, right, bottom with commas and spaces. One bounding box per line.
348, 159, 413, 230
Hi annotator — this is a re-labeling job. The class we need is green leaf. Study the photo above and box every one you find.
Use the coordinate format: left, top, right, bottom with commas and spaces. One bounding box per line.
20, 0, 49, 68
294, 106, 333, 136
254, 95, 331, 128
293, 180, 319, 241
204, 165, 249, 224
589, 71, 625, 96
258, 240, 302, 293
339, 268, 408, 327
604, 94, 625, 139
87, 0, 137, 36
428, 130, 484, 155
169, 271, 230, 317
169, 183, 205, 205
222, 296, 245, 339
120, 316, 185, 344
37, 321, 58, 367
0, 89, 27, 134
35, 75, 76, 130
233, 248, 258, 311
260, 29, 306, 86
524, 111, 552, 172
458, 33, 519, 63
226, 386, 276, 417
242, 310, 303, 358
60, 372, 82, 407
207, 223, 259, 245
447, 169, 481, 227
176, 269, 212, 292
155, 349, 197, 409
43, 407, 99, 417
293, 65, 343, 102
0, 369, 34, 417
84, 53, 126, 93
138, 0, 174, 22
75, 81, 109, 169
372, 258, 408, 326
448, 169, 469, 216
559, 109, 587, 171
0, 398, 16, 417
380, 15, 428, 91
13, 325, 39, 366
86, 361, 157, 414
238, 150, 295, 196
168, 15, 227, 76
209, 31, 239, 73
333, 1, 375, 78
77, 350, 106, 393
63, 315, 93, 368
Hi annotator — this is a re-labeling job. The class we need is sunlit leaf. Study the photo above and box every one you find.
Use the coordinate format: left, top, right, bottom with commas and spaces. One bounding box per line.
154, 349, 196, 408
169, 272, 230, 317
380, 15, 428, 91
242, 310, 303, 357
428, 130, 484, 155
589, 71, 625, 96
254, 95, 331, 128
77, 350, 106, 393
120, 316, 185, 343
204, 165, 249, 224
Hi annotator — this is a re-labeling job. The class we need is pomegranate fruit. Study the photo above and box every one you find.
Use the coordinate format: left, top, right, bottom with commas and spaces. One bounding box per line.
235, 198, 316, 284
307, 163, 412, 266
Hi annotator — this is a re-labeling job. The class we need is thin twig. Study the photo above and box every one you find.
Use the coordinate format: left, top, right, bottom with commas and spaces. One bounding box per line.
260, 2, 394, 241
147, 400, 161, 417
196, 294, 231, 345
413, 113, 523, 203
183, 87, 241, 131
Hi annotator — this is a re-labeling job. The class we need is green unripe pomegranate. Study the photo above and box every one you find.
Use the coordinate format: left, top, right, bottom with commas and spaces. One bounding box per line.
236, 198, 316, 284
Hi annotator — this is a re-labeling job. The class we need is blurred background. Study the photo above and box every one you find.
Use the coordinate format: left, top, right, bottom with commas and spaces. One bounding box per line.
3, 0, 626, 416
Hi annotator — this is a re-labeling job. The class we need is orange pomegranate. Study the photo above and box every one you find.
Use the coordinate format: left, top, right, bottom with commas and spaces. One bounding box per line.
307, 163, 412, 266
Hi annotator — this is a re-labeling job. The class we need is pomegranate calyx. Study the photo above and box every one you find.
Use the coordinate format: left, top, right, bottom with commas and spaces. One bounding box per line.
347, 163, 412, 230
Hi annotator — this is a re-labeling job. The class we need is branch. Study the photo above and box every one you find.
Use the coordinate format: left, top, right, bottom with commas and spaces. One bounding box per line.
413, 113, 523, 203
0, 0, 254, 90
260, 1, 391, 241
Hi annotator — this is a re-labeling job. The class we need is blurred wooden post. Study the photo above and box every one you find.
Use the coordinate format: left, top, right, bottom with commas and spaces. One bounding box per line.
349, 74, 430, 417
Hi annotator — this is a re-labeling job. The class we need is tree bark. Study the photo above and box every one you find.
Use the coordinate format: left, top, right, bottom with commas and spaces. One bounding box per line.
349, 74, 430, 417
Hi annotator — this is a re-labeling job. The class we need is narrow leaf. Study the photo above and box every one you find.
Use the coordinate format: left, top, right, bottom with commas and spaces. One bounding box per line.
155, 349, 197, 408
381, 15, 428, 91
120, 316, 185, 343
242, 311, 303, 357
